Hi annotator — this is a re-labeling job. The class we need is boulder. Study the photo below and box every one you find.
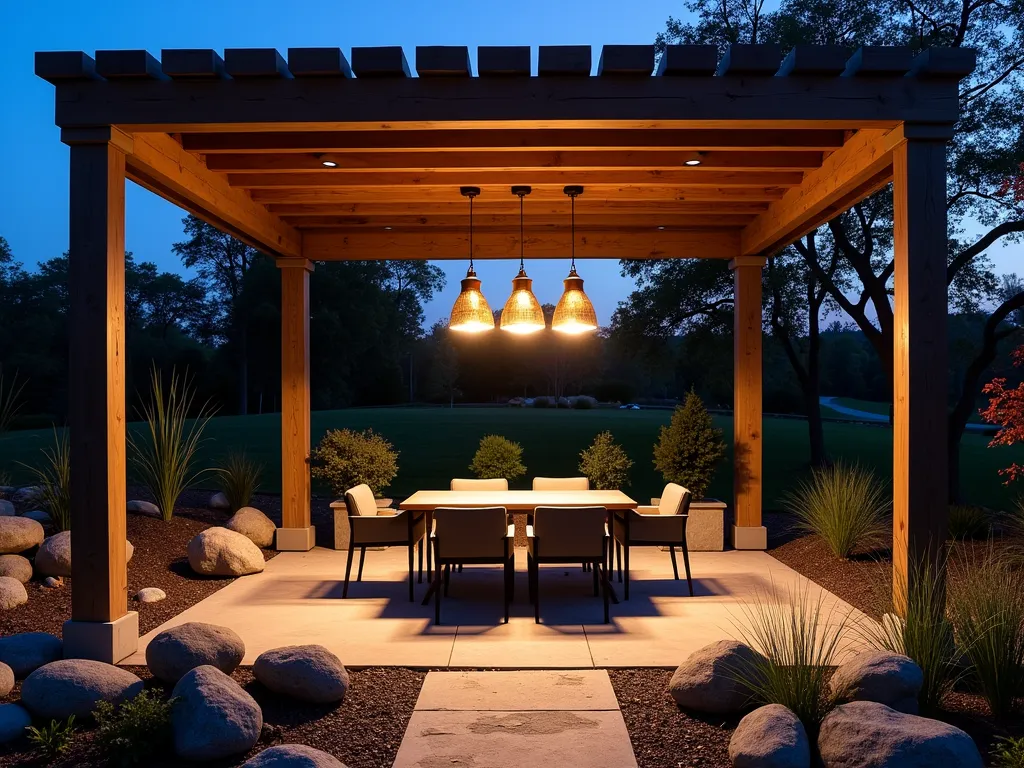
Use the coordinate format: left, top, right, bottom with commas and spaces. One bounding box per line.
21, 659, 144, 719
253, 645, 350, 704
225, 507, 276, 548
21, 510, 51, 525
172, 665, 263, 761
127, 499, 161, 517
136, 587, 166, 603
0, 500, 14, 517
0, 486, 14, 499
0, 577, 28, 610
209, 491, 231, 511
0, 661, 13, 697
0, 554, 32, 583
817, 701, 983, 768
34, 530, 134, 577
668, 640, 764, 714
187, 527, 264, 577
243, 744, 348, 767
42, 576, 63, 589
830, 650, 923, 714
0, 517, 44, 554
0, 632, 62, 677
0, 703, 31, 744
146, 622, 245, 683
729, 704, 810, 768
10, 487, 41, 507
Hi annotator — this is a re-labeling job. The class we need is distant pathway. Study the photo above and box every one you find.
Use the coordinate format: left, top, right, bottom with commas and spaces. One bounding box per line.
819, 396, 991, 433
391, 670, 637, 768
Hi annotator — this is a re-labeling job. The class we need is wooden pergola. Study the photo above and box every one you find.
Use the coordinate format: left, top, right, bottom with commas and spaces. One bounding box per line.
35, 42, 974, 662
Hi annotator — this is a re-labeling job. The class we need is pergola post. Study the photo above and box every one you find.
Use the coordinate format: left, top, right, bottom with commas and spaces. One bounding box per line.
62, 126, 139, 663
892, 128, 950, 601
730, 256, 767, 550
277, 258, 315, 551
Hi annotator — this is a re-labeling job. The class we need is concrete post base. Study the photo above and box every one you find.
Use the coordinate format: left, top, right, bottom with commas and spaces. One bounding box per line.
63, 611, 139, 664
277, 525, 316, 551
731, 525, 768, 550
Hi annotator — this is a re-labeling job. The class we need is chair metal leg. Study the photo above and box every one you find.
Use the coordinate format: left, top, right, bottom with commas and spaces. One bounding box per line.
343, 544, 355, 598
616, 541, 623, 583
592, 558, 599, 596
527, 553, 536, 603
503, 558, 511, 624
408, 543, 415, 602
682, 540, 694, 597
669, 545, 679, 580
418, 538, 424, 583
443, 563, 451, 596
533, 560, 541, 624
357, 547, 366, 581
458, 564, 463, 573
624, 543, 630, 601
601, 561, 610, 624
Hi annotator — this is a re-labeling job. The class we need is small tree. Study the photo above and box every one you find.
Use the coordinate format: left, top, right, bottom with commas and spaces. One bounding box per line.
579, 431, 633, 490
470, 435, 526, 483
311, 428, 399, 498
981, 345, 1024, 484
653, 389, 725, 500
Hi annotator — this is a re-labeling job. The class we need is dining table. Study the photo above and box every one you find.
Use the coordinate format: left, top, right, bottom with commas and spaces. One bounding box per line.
399, 489, 637, 605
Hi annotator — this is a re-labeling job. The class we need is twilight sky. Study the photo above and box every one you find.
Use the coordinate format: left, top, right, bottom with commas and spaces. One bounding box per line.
1, 0, 1019, 328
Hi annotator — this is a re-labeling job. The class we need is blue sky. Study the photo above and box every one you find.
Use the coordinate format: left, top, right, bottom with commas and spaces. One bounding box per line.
1, 0, 1019, 327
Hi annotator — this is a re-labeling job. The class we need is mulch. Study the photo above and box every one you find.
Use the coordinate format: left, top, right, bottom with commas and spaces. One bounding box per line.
0, 666, 424, 768
609, 669, 734, 768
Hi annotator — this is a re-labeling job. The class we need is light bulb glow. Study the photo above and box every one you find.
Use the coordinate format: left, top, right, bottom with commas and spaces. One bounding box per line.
449, 272, 495, 333
552, 271, 598, 334
500, 270, 546, 334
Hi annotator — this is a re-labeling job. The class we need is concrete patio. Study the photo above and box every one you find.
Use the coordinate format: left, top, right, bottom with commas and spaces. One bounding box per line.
123, 546, 870, 668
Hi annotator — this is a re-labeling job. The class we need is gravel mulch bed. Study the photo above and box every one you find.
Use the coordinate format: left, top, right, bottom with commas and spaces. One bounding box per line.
609, 669, 734, 768
0, 666, 424, 768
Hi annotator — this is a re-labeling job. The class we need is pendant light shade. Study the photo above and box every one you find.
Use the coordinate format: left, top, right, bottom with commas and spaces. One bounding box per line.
552, 186, 598, 334
449, 187, 495, 333
500, 186, 546, 334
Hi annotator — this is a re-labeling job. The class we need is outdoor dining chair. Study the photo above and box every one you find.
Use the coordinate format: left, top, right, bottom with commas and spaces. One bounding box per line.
450, 478, 509, 490
527, 506, 611, 624
611, 482, 693, 600
430, 506, 514, 625
531, 477, 592, 570
343, 483, 426, 602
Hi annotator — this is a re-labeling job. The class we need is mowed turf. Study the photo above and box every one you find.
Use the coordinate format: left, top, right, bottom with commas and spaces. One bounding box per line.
1, 406, 1020, 510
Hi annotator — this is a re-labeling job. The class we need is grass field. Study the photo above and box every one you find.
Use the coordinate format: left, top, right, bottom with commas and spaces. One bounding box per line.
1, 406, 1020, 511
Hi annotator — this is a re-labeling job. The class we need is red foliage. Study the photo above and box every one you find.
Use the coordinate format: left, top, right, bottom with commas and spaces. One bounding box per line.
980, 345, 1024, 483
995, 161, 1024, 203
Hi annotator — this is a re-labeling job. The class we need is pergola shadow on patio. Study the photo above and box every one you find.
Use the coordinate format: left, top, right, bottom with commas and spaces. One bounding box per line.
122, 547, 870, 669
34, 41, 975, 663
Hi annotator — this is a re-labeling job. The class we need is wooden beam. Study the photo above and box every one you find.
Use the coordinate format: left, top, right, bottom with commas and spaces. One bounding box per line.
287, 48, 352, 78
730, 255, 766, 550
416, 46, 472, 77
284, 213, 757, 229
301, 228, 739, 260
267, 200, 771, 216
225, 170, 807, 189
278, 259, 314, 551
252, 186, 787, 205
717, 44, 783, 75
183, 128, 848, 154
657, 45, 717, 75
161, 49, 225, 78
740, 127, 905, 255
478, 46, 531, 76
203, 149, 825, 172
65, 128, 129, 630
539, 46, 591, 76
125, 132, 301, 258
892, 137, 949, 604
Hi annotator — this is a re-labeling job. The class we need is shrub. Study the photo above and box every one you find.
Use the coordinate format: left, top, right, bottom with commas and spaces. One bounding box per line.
94, 690, 177, 766
653, 389, 725, 500
948, 504, 991, 541
782, 462, 889, 559
730, 581, 852, 741
948, 549, 1024, 719
579, 431, 633, 490
0, 366, 26, 435
311, 428, 399, 498
532, 396, 553, 409
217, 451, 262, 512
992, 736, 1024, 768
26, 715, 76, 761
572, 396, 597, 410
469, 435, 526, 482
129, 366, 216, 522
863, 553, 961, 713
21, 428, 71, 531
556, 397, 571, 409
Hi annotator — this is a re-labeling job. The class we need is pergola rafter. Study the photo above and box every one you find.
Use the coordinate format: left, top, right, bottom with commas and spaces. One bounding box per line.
35, 42, 975, 664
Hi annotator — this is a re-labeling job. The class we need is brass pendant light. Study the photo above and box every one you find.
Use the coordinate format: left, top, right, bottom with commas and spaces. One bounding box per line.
552, 185, 598, 334
500, 186, 546, 335
449, 187, 495, 333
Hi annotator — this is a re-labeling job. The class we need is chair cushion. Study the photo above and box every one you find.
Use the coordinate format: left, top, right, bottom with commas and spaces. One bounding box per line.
613, 510, 685, 543
532, 477, 590, 491
450, 478, 509, 491
345, 484, 378, 517
658, 483, 692, 515
530, 507, 607, 560
433, 507, 509, 559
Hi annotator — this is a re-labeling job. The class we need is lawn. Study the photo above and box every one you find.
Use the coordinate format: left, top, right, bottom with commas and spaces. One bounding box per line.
1, 406, 1020, 510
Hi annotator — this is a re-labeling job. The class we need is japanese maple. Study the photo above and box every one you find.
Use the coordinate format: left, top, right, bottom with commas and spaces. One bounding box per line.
980, 345, 1024, 483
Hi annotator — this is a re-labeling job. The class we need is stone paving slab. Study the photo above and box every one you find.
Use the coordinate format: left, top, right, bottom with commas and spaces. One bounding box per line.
415, 670, 619, 711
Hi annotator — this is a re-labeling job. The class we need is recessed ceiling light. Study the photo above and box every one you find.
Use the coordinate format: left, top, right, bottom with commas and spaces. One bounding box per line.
384, 226, 393, 231
657, 225, 666, 230
316, 154, 338, 168
683, 151, 704, 167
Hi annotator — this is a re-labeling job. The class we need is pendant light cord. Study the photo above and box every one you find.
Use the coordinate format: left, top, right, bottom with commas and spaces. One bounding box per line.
469, 193, 474, 272
519, 191, 525, 271
570, 193, 576, 271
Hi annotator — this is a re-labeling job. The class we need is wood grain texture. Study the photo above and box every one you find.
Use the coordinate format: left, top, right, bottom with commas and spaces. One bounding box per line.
892, 139, 950, 603
731, 259, 764, 530
280, 261, 312, 531
400, 489, 637, 511
67, 135, 128, 623
267, 200, 771, 217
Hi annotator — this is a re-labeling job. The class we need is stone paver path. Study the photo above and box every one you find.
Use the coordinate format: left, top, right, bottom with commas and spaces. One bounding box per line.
392, 670, 637, 768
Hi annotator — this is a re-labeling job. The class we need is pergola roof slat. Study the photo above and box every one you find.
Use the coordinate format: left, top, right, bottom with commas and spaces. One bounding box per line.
34, 51, 97, 83
95, 50, 164, 80
160, 49, 225, 79
416, 46, 472, 76
598, 45, 655, 75
478, 46, 531, 76
538, 45, 591, 76
716, 44, 783, 75
842, 45, 914, 76
224, 48, 290, 78
909, 47, 977, 78
351, 46, 411, 77
777, 45, 850, 76
287, 48, 353, 78
656, 45, 718, 76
